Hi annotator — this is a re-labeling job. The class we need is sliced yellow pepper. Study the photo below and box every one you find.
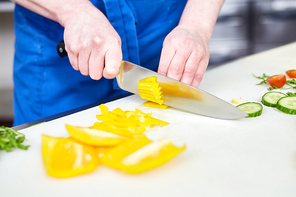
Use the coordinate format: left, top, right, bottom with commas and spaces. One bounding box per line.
96, 146, 115, 158
42, 134, 100, 178
93, 104, 169, 136
101, 135, 186, 173
99, 104, 109, 114
138, 92, 163, 100
65, 124, 127, 146
139, 76, 158, 83
143, 101, 170, 109
111, 107, 125, 116
138, 76, 165, 105
232, 98, 247, 105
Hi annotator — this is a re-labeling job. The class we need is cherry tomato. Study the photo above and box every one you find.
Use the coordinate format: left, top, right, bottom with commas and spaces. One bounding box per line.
266, 74, 286, 88
286, 69, 296, 78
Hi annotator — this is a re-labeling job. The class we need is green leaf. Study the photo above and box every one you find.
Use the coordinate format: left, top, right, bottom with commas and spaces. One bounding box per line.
287, 92, 296, 97
0, 126, 30, 153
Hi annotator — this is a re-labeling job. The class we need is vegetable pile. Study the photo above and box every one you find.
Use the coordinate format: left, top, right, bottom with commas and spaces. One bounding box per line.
42, 104, 185, 178
138, 76, 164, 105
0, 126, 29, 152
235, 69, 296, 117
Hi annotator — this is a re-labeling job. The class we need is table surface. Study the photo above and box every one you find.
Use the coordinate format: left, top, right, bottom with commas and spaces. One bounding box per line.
1, 43, 296, 197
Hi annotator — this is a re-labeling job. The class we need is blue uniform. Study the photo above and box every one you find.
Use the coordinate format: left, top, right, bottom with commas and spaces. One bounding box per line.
13, 0, 187, 125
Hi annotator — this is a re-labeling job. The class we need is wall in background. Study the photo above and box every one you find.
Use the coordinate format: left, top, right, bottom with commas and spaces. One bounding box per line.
209, 0, 296, 66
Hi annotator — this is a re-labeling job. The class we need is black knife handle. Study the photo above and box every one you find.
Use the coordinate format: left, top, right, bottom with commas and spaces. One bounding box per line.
57, 40, 68, 57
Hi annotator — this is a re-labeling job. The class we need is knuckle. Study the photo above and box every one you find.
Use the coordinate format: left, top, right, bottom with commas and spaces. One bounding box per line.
170, 64, 183, 75
109, 36, 121, 46
183, 65, 196, 76
193, 72, 203, 82
65, 43, 78, 54
158, 66, 168, 75
78, 37, 89, 50
164, 36, 174, 45
93, 36, 103, 46
183, 37, 192, 47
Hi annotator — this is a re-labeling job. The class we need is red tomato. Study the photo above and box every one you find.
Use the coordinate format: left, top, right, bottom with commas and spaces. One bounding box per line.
266, 74, 286, 88
286, 69, 296, 78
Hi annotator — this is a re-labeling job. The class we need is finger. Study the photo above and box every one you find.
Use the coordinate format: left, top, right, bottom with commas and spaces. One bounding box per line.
103, 45, 122, 79
89, 48, 104, 80
158, 45, 176, 76
65, 43, 79, 71
77, 42, 91, 76
190, 58, 209, 88
166, 49, 191, 81
180, 51, 200, 85
68, 52, 79, 71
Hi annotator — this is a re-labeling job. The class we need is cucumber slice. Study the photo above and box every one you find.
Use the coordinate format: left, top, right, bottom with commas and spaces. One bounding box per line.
276, 96, 296, 115
262, 91, 286, 107
236, 102, 263, 117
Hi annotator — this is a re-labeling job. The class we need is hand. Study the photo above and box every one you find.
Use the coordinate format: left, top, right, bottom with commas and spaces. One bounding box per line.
62, 4, 122, 80
158, 25, 210, 88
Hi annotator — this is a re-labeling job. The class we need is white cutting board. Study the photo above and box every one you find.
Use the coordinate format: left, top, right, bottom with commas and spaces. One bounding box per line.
1, 43, 296, 197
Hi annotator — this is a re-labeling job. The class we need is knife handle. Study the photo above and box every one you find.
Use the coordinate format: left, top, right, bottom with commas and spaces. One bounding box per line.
57, 40, 68, 57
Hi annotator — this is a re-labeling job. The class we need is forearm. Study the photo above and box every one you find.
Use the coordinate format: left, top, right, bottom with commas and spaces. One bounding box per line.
179, 0, 225, 43
11, 0, 101, 27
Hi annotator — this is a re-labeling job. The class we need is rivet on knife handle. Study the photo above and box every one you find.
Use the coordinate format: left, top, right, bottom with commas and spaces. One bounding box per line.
57, 40, 68, 57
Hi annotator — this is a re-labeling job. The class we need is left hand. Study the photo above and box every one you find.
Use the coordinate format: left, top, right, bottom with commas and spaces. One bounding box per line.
158, 25, 210, 88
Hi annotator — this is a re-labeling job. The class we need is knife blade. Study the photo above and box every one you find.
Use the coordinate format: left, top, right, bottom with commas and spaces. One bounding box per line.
116, 61, 247, 119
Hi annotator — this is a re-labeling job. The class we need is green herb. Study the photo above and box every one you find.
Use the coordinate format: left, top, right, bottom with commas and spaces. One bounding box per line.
252, 73, 270, 85
253, 73, 296, 90
0, 126, 30, 152
287, 92, 296, 97
267, 86, 288, 91
286, 79, 296, 89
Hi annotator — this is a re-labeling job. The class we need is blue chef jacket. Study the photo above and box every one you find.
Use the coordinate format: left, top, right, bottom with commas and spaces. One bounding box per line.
13, 0, 187, 125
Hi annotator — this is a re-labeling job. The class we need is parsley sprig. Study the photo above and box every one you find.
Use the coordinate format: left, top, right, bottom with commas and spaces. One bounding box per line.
252, 73, 270, 85
253, 73, 296, 90
0, 126, 30, 152
287, 92, 296, 97
286, 79, 296, 89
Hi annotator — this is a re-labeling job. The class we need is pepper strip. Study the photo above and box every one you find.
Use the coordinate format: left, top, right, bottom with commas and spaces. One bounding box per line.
101, 135, 185, 173
93, 104, 169, 136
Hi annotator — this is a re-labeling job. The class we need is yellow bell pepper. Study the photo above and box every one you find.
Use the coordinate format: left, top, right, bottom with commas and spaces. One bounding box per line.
101, 135, 185, 173
143, 101, 170, 109
139, 76, 158, 83
42, 134, 100, 178
65, 124, 127, 146
93, 104, 169, 136
232, 98, 247, 105
138, 76, 165, 105
96, 146, 115, 158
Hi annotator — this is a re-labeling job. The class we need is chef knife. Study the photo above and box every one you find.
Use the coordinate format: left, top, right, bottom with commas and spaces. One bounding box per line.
117, 61, 247, 119
56, 41, 247, 119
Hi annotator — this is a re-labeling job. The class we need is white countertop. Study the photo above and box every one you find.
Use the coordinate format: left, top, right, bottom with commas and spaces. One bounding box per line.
1, 43, 296, 197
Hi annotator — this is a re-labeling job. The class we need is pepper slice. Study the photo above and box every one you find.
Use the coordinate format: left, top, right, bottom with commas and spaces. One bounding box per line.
93, 104, 169, 136
42, 134, 100, 178
138, 76, 164, 105
101, 135, 185, 173
65, 124, 127, 146
143, 101, 170, 109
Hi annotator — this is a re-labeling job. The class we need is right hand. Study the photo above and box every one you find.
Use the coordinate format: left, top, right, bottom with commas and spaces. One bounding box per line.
61, 3, 122, 80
